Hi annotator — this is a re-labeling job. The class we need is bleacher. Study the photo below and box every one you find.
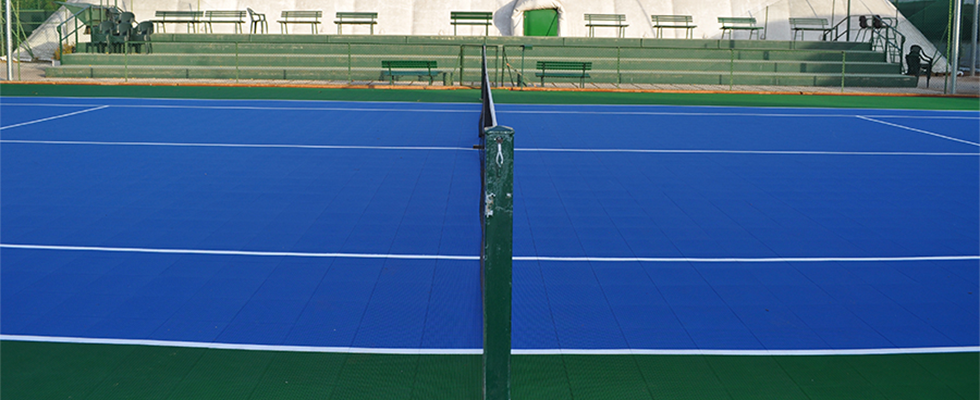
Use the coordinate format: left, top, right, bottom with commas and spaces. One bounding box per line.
48, 34, 915, 87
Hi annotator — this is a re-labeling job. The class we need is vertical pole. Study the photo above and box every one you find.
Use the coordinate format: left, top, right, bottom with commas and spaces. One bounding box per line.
235, 41, 239, 82
971, 0, 977, 76
347, 43, 352, 83
729, 48, 734, 90
764, 6, 769, 40
847, 0, 852, 41
950, 0, 962, 92
841, 51, 846, 92
616, 47, 621, 87
5, 0, 13, 80
831, 0, 836, 28
124, 48, 128, 81
483, 124, 513, 400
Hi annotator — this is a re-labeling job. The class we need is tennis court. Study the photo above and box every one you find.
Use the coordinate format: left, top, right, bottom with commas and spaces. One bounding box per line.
1, 92, 978, 399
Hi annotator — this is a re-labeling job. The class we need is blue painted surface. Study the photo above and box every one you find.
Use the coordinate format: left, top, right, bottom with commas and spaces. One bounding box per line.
1, 97, 977, 351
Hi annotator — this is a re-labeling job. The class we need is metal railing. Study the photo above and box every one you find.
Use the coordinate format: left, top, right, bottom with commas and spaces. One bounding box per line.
827, 15, 905, 64
57, 3, 116, 57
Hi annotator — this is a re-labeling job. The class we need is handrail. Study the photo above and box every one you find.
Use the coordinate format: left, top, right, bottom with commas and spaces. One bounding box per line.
827, 15, 897, 42
870, 19, 905, 64
826, 15, 904, 64
56, 2, 116, 56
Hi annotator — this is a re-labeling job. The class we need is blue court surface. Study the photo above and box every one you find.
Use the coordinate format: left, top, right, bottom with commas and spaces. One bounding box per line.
1, 96, 978, 355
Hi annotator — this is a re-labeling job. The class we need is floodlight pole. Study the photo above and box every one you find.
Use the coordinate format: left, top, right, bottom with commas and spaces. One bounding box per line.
971, 0, 977, 76
951, 0, 962, 93
6, 0, 13, 80
846, 0, 852, 41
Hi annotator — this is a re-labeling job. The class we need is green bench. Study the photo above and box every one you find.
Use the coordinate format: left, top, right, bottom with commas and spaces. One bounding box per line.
381, 60, 440, 84
789, 17, 830, 41
585, 14, 628, 38
535, 61, 592, 88
153, 11, 203, 33
450, 11, 493, 35
204, 10, 246, 34
718, 17, 763, 39
278, 10, 322, 34
335, 12, 378, 34
651, 15, 696, 38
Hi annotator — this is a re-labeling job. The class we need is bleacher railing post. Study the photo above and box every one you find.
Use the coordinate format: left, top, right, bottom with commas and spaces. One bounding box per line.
730, 48, 735, 90
841, 51, 846, 92
482, 124, 513, 400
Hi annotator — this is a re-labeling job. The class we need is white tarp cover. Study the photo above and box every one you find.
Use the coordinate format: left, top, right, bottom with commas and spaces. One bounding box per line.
10, 0, 946, 70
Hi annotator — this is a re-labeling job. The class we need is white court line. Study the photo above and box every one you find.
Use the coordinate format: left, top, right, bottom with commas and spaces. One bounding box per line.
857, 115, 980, 147
3, 102, 977, 119
2, 335, 976, 356
0, 139, 475, 152
2, 243, 977, 263
2, 140, 976, 157
516, 255, 980, 262
0, 243, 480, 261
516, 148, 979, 156
0, 103, 477, 114
0, 105, 109, 130
0, 335, 481, 355
503, 109, 980, 119
514, 347, 980, 356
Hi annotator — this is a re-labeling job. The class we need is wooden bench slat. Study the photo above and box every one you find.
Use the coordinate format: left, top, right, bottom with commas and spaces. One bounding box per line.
382, 60, 440, 85
450, 11, 492, 35
789, 17, 830, 41
334, 12, 377, 34
651, 15, 696, 38
536, 61, 592, 88
584, 14, 627, 38
153, 11, 204, 33
279, 10, 322, 34
204, 10, 246, 33
718, 17, 762, 39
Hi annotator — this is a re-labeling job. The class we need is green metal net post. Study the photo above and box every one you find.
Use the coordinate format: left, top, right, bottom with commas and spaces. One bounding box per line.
482, 124, 514, 400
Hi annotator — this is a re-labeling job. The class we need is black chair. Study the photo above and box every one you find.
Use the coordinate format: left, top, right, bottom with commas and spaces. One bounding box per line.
905, 44, 934, 87
118, 12, 136, 26
248, 8, 268, 34
128, 21, 154, 54
98, 20, 115, 53
110, 20, 131, 53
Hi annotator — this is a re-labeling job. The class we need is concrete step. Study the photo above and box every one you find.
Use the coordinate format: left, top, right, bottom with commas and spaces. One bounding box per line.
61, 53, 900, 75
143, 33, 874, 51
46, 65, 916, 87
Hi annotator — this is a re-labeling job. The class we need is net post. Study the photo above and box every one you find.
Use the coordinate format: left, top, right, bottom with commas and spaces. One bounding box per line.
482, 124, 513, 400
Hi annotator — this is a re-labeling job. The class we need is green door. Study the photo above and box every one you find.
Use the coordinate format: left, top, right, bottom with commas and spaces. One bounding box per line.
523, 9, 558, 36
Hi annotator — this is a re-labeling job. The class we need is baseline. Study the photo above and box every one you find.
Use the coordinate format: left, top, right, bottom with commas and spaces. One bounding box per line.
2, 335, 975, 357
3, 243, 976, 263
1, 140, 975, 157
0, 139, 475, 152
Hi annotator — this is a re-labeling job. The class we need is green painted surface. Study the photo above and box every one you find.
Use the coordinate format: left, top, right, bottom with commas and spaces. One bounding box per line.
1, 83, 975, 111
2, 341, 977, 399
523, 10, 559, 37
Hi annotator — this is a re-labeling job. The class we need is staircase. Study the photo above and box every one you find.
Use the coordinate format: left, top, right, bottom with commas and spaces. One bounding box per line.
47, 34, 916, 87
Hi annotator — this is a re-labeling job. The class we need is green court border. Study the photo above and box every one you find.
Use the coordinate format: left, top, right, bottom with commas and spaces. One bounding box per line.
1, 82, 977, 110
2, 82, 977, 399
2, 341, 977, 399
